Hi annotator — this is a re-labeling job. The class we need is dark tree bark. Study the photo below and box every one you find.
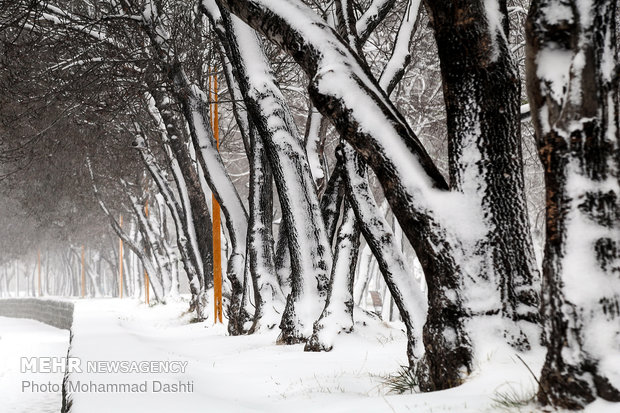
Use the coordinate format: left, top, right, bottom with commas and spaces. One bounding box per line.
305, 198, 360, 352
205, 5, 333, 343
273, 218, 291, 294
320, 160, 346, 246
147, 83, 214, 293
423, 0, 539, 342
526, 0, 620, 408
247, 123, 284, 332
340, 143, 439, 378
356, 0, 398, 44
171, 67, 250, 334
216, 0, 471, 390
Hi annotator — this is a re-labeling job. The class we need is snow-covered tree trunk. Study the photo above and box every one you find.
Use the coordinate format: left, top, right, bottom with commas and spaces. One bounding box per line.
88, 165, 166, 304
341, 144, 429, 368
205, 4, 333, 343
171, 67, 250, 332
216, 0, 473, 389
86, 263, 102, 298
217, 52, 285, 331
247, 124, 285, 332
423, 0, 539, 342
127, 191, 166, 303
143, 93, 210, 317
525, 0, 620, 408
318, 0, 430, 365
139, 2, 247, 313
304, 106, 329, 192
320, 160, 346, 245
356, 0, 397, 45
305, 199, 360, 351
135, 134, 200, 305
2, 267, 9, 298
147, 84, 214, 293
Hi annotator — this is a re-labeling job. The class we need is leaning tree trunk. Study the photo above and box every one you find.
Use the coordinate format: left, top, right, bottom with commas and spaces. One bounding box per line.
147, 84, 214, 293
135, 133, 204, 316
204, 4, 333, 343
341, 143, 432, 373
171, 68, 250, 332
216, 0, 473, 389
247, 124, 285, 332
423, 0, 539, 345
88, 166, 165, 304
327, 0, 430, 372
304, 105, 329, 192
217, 54, 286, 331
320, 160, 346, 245
526, 0, 620, 409
144, 92, 211, 317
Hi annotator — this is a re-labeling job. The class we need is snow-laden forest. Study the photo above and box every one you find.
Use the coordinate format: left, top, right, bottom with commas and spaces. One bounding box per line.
0, 0, 618, 411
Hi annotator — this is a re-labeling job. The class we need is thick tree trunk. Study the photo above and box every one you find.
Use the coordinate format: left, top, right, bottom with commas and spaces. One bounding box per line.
423, 0, 539, 344
526, 0, 620, 408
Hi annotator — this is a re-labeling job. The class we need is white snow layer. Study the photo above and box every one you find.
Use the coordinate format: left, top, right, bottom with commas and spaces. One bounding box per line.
2, 300, 614, 412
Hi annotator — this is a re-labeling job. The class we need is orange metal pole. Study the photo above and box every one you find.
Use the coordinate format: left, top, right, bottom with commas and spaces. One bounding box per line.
144, 199, 150, 305
81, 246, 85, 298
119, 214, 124, 298
37, 249, 41, 297
211, 70, 223, 323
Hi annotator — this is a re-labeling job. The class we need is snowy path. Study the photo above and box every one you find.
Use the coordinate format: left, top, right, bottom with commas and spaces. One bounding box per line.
0, 316, 69, 413
66, 299, 408, 413
61, 299, 617, 413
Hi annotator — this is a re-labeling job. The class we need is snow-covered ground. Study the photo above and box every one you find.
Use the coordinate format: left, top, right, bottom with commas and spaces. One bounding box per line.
2, 299, 618, 412
0, 316, 69, 413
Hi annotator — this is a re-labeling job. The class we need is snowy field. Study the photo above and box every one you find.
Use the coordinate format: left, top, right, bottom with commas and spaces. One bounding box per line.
0, 316, 69, 413
2, 299, 618, 412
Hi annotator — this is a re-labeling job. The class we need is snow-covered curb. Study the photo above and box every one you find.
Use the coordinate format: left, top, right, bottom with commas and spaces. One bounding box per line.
0, 298, 74, 330
0, 298, 76, 411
